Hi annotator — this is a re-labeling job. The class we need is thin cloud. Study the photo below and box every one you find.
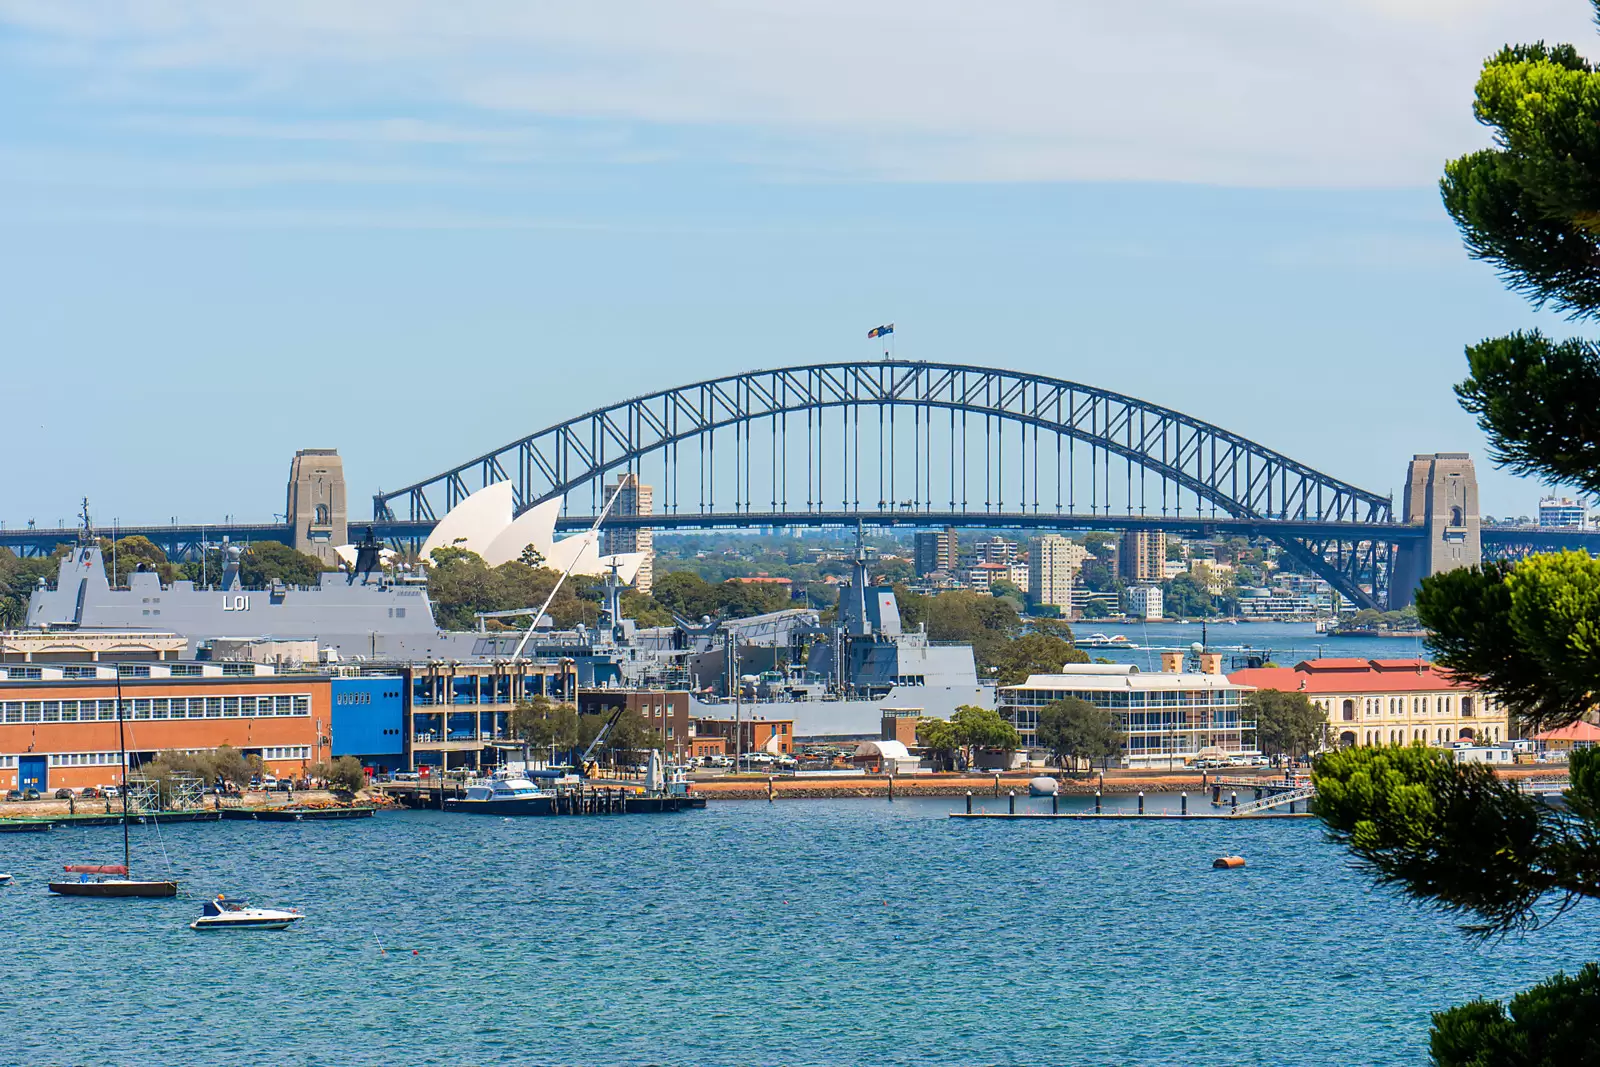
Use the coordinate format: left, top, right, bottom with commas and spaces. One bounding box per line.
0, 0, 1595, 186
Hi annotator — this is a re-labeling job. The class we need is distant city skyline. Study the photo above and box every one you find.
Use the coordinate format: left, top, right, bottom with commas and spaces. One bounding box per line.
3, 2, 1596, 525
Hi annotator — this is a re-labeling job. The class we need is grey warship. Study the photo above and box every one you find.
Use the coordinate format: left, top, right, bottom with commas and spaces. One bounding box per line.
27, 538, 994, 733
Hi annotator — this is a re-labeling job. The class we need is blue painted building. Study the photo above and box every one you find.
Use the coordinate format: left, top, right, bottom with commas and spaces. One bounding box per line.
330, 675, 405, 773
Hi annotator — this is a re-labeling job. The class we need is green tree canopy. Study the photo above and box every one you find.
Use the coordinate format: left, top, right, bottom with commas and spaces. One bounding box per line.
1248, 689, 1327, 760
1429, 963, 1600, 1067
1314, 745, 1600, 938
510, 697, 579, 753
949, 704, 1019, 761
988, 632, 1090, 687
0, 548, 55, 628
98, 535, 174, 586
1035, 697, 1123, 771
1317, 11, 1600, 1053
917, 717, 962, 771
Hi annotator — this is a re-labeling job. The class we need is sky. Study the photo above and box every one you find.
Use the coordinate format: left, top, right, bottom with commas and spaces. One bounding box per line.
2, 0, 1597, 527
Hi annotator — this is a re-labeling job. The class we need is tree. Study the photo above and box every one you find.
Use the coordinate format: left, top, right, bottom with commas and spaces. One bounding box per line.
989, 578, 1024, 601
988, 632, 1090, 687
1162, 573, 1217, 618
1247, 689, 1327, 760
310, 756, 368, 792
1035, 698, 1123, 772
1429, 963, 1600, 1067
652, 569, 718, 619
1314, 14, 1600, 1053
510, 697, 579, 754
949, 704, 1019, 766
0, 548, 54, 628
97, 535, 174, 586
917, 717, 962, 771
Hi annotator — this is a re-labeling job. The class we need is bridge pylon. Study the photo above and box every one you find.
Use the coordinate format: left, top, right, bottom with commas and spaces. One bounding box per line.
1389, 453, 1481, 608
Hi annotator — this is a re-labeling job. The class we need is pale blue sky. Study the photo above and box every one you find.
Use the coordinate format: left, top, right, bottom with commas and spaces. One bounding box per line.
2, 1, 1595, 526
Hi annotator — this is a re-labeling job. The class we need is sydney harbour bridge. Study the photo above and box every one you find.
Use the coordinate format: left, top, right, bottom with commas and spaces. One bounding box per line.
4, 361, 1595, 609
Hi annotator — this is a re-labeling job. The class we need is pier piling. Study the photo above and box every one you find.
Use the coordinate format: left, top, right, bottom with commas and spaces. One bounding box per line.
1181, 792, 1188, 816
1230, 791, 1238, 814
965, 791, 972, 814
1051, 790, 1058, 815
1095, 791, 1102, 815
1137, 791, 1145, 815
1008, 791, 1016, 815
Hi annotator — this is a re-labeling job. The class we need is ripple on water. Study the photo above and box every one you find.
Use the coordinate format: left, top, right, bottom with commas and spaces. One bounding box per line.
0, 798, 1592, 1066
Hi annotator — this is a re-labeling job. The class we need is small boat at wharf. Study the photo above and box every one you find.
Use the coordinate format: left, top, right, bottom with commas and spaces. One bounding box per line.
190, 896, 302, 931
443, 774, 556, 816
0, 873, 13, 885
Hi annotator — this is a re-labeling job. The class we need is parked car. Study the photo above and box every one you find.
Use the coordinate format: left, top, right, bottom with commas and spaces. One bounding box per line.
392, 771, 421, 782
101, 786, 119, 799
79, 787, 101, 799
22, 789, 40, 801
4, 789, 22, 802
1193, 757, 1231, 769
54, 788, 75, 799
275, 780, 294, 792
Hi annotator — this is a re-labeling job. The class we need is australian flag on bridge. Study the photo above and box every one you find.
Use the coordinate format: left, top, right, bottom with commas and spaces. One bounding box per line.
867, 323, 894, 340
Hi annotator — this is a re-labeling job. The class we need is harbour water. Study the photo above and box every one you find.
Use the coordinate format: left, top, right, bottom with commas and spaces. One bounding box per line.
2, 798, 1594, 1065
1075, 620, 1432, 669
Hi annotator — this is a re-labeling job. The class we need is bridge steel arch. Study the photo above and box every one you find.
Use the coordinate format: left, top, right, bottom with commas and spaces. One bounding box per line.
375, 362, 1398, 608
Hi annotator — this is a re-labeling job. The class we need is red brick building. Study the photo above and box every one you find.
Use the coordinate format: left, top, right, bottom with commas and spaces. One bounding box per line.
0, 663, 329, 793
693, 716, 794, 755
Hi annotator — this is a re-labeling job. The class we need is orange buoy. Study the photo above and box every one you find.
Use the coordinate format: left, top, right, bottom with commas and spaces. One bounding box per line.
1213, 856, 1246, 869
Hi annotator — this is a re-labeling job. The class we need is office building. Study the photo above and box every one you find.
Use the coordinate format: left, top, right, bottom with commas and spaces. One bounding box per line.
1000, 662, 1256, 768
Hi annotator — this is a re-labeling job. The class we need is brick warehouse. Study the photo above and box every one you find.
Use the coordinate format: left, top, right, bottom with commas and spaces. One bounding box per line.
0, 663, 329, 793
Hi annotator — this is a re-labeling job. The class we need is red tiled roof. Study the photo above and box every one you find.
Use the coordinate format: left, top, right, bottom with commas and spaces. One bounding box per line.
1534, 721, 1600, 742
1229, 659, 1471, 694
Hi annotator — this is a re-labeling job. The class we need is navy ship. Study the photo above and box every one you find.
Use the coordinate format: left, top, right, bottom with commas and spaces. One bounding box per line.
27, 537, 994, 734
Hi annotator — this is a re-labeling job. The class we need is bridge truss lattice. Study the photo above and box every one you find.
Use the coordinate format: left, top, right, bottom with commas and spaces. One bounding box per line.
374, 362, 1398, 608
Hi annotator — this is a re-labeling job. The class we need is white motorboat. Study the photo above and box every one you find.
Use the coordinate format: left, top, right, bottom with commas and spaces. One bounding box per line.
443, 773, 555, 816
190, 895, 302, 931
0, 873, 12, 886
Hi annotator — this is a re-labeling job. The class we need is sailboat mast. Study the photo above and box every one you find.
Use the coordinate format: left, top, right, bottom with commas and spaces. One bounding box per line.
115, 671, 130, 872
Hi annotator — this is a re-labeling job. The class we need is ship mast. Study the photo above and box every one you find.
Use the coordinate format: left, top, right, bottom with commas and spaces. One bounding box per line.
115, 670, 131, 874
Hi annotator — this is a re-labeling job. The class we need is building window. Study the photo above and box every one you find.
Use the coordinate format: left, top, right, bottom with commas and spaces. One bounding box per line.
1342, 699, 1355, 722
1461, 697, 1474, 718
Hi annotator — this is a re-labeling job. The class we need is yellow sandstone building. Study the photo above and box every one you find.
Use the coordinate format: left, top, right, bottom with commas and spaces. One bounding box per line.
1229, 658, 1505, 748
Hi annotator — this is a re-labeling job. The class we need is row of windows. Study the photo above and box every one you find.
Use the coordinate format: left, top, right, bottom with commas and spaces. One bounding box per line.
1010, 689, 1243, 708
0, 755, 14, 768
1340, 727, 1503, 746
47, 752, 121, 767
263, 746, 311, 760
1326, 695, 1480, 721
0, 694, 310, 725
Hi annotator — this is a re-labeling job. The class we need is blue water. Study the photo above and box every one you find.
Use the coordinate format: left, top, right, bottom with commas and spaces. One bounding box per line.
2, 798, 1592, 1066
1076, 620, 1431, 669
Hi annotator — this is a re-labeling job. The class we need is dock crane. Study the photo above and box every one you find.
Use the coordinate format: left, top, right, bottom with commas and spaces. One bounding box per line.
578, 704, 628, 779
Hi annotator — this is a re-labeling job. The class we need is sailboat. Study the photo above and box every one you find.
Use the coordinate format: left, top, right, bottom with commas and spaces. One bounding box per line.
48, 671, 178, 899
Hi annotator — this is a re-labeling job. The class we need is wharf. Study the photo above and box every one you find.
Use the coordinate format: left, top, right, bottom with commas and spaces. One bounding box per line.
379, 781, 705, 815
949, 811, 1315, 821
0, 805, 376, 829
